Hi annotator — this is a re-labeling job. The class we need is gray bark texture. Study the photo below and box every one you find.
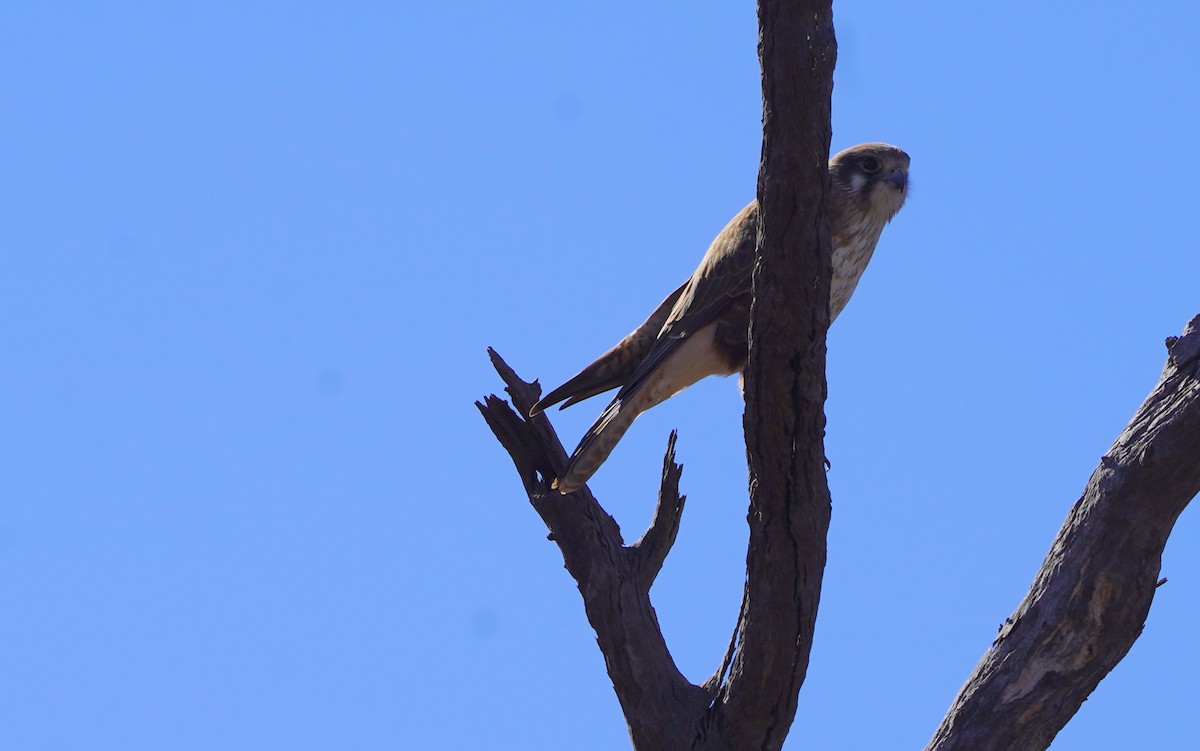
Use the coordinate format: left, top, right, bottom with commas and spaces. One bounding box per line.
925, 314, 1200, 751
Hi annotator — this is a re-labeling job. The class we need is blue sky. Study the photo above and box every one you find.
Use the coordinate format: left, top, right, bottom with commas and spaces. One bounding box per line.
3, 2, 1198, 749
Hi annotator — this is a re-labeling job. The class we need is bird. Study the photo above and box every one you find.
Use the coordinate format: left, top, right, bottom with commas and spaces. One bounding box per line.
532, 142, 910, 494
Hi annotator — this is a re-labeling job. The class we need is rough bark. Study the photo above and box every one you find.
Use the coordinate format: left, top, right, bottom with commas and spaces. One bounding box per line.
925, 314, 1200, 750
477, 3, 835, 748
477, 350, 708, 749
715, 0, 837, 748
478, 0, 1200, 745
478, 313, 1200, 750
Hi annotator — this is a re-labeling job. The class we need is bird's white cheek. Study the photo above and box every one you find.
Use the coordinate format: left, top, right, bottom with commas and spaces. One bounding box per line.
848, 173, 867, 193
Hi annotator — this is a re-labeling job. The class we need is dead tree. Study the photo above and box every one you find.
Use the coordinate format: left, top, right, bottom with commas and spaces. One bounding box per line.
477, 1, 1200, 748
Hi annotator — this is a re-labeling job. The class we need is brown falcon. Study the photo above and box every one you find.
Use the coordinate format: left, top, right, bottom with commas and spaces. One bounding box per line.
532, 142, 910, 493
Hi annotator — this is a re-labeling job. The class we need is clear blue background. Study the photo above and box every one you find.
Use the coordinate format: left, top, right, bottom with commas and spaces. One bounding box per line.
3, 2, 1197, 749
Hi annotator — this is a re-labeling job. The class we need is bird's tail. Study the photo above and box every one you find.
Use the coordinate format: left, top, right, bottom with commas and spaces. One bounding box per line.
529, 283, 688, 417
553, 393, 645, 494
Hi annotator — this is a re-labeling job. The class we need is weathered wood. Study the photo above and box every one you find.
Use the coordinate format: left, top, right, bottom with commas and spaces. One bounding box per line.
478, 1, 837, 746
926, 314, 1200, 751
629, 432, 687, 592
707, 1, 837, 749
478, 0, 1200, 744
477, 351, 709, 749
479, 312, 1200, 750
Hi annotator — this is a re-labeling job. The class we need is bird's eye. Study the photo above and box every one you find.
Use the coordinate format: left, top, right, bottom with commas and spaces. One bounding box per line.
860, 156, 882, 173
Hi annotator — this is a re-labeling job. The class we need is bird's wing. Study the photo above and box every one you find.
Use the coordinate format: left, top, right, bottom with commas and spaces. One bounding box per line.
529, 282, 688, 416
612, 201, 757, 402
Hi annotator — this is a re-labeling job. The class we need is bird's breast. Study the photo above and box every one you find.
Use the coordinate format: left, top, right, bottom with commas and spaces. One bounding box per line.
830, 225, 884, 320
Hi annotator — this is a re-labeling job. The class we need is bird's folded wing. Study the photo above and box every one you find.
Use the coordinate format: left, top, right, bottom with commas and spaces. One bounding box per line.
530, 282, 688, 415
612, 201, 757, 403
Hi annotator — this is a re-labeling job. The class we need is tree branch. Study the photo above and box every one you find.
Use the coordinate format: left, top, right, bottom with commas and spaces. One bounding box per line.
476, 351, 709, 749
926, 314, 1200, 751
630, 432, 687, 592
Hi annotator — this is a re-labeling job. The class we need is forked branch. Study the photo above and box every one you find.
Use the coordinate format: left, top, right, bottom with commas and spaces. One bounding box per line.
477, 350, 709, 749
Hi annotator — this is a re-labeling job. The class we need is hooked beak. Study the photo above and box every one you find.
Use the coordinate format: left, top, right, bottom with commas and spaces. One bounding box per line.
885, 169, 908, 193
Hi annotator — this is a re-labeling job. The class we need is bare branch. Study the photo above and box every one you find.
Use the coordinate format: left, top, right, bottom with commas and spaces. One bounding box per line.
926, 314, 1200, 751
477, 353, 708, 749
630, 431, 687, 592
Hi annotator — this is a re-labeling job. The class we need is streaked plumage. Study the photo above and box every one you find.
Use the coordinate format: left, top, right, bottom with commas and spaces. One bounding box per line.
534, 143, 910, 493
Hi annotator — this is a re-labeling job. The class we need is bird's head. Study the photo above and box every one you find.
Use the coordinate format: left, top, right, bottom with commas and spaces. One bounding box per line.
830, 142, 909, 225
